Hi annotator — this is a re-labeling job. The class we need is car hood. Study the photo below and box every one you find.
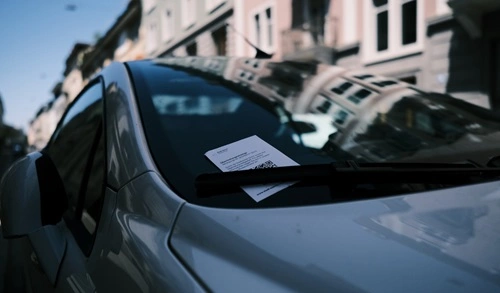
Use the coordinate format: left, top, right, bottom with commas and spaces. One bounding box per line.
170, 181, 500, 292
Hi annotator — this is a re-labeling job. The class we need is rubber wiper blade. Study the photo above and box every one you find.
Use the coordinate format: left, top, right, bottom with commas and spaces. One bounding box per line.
195, 161, 500, 193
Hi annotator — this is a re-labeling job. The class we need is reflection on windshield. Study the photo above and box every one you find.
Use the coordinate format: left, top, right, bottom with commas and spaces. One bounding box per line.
288, 114, 337, 149
155, 57, 500, 166
153, 95, 243, 115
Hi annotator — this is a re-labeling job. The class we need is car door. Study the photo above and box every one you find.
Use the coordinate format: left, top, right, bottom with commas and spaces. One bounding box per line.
22, 79, 107, 292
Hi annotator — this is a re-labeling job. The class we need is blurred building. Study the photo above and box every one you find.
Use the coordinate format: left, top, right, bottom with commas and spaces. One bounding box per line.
447, 0, 500, 109
141, 0, 299, 60
27, 42, 91, 150
62, 43, 91, 102
27, 82, 66, 151
280, 0, 500, 110
27, 0, 144, 150
140, 0, 500, 110
141, 0, 235, 57
281, 0, 337, 64
81, 0, 143, 80
27, 0, 500, 149
0, 92, 27, 176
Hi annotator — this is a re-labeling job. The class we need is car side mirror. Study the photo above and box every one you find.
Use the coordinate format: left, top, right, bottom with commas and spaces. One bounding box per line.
0, 152, 67, 238
1, 152, 68, 285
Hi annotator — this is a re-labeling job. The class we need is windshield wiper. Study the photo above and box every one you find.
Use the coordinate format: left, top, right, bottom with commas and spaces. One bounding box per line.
195, 161, 500, 194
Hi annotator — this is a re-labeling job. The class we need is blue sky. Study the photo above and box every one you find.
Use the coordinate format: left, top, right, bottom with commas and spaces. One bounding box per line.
0, 0, 129, 131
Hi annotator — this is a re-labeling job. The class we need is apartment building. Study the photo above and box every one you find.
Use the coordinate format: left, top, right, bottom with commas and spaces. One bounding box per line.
279, 0, 500, 110
141, 0, 301, 60
81, 0, 143, 81
28, 0, 500, 149
62, 43, 91, 103
281, 0, 337, 63
27, 82, 66, 150
282, 0, 500, 110
142, 0, 235, 57
28, 42, 90, 150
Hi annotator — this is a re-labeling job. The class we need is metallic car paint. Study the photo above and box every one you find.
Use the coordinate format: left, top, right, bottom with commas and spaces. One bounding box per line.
171, 181, 500, 292
79, 64, 201, 292
0, 152, 43, 238
102, 63, 158, 190
87, 172, 204, 292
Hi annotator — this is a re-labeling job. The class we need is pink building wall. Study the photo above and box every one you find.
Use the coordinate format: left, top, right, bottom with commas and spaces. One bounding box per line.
235, 0, 446, 60
238, 0, 292, 59
335, 0, 445, 48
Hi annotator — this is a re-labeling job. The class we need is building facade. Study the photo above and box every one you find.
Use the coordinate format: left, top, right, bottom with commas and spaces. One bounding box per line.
62, 43, 91, 103
27, 0, 144, 150
81, 0, 143, 81
142, 0, 237, 58
28, 0, 500, 150
282, 0, 500, 110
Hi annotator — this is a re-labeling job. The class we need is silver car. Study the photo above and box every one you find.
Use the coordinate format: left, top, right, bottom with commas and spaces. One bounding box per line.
1, 57, 500, 292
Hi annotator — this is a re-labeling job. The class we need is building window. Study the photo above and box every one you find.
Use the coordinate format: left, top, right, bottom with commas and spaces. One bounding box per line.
182, 0, 196, 29
309, 0, 327, 44
375, 0, 389, 51
255, 14, 261, 47
266, 8, 273, 47
206, 0, 225, 12
363, 0, 424, 63
187, 42, 197, 56
399, 75, 417, 84
401, 0, 417, 45
317, 100, 332, 113
331, 82, 353, 95
251, 2, 275, 53
161, 8, 174, 42
212, 25, 227, 56
354, 74, 375, 80
347, 88, 373, 105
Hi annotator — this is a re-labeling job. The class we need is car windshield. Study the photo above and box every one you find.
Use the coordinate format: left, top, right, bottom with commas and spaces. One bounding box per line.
129, 58, 500, 208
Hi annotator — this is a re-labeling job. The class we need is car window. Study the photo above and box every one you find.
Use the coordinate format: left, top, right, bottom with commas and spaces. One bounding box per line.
80, 130, 105, 236
45, 80, 105, 255
129, 60, 500, 209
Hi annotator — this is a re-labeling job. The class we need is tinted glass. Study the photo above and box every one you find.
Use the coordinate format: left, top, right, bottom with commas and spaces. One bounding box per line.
377, 10, 389, 51
354, 74, 374, 80
129, 60, 500, 209
402, 0, 417, 45
46, 81, 103, 216
347, 89, 372, 104
81, 129, 105, 236
331, 82, 353, 95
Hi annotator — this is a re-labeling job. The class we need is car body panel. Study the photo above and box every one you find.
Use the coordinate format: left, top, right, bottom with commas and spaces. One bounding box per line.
86, 64, 200, 292
171, 180, 500, 293
101, 62, 159, 190
85, 172, 203, 293
0, 152, 42, 238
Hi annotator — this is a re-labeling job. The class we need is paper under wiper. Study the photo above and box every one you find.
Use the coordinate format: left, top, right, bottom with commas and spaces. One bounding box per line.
204, 135, 299, 202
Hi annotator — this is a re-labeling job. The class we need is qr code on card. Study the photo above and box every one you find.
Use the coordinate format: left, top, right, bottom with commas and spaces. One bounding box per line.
252, 160, 278, 169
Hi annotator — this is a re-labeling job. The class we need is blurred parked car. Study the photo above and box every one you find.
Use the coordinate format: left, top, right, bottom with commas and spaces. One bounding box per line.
1, 57, 500, 292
